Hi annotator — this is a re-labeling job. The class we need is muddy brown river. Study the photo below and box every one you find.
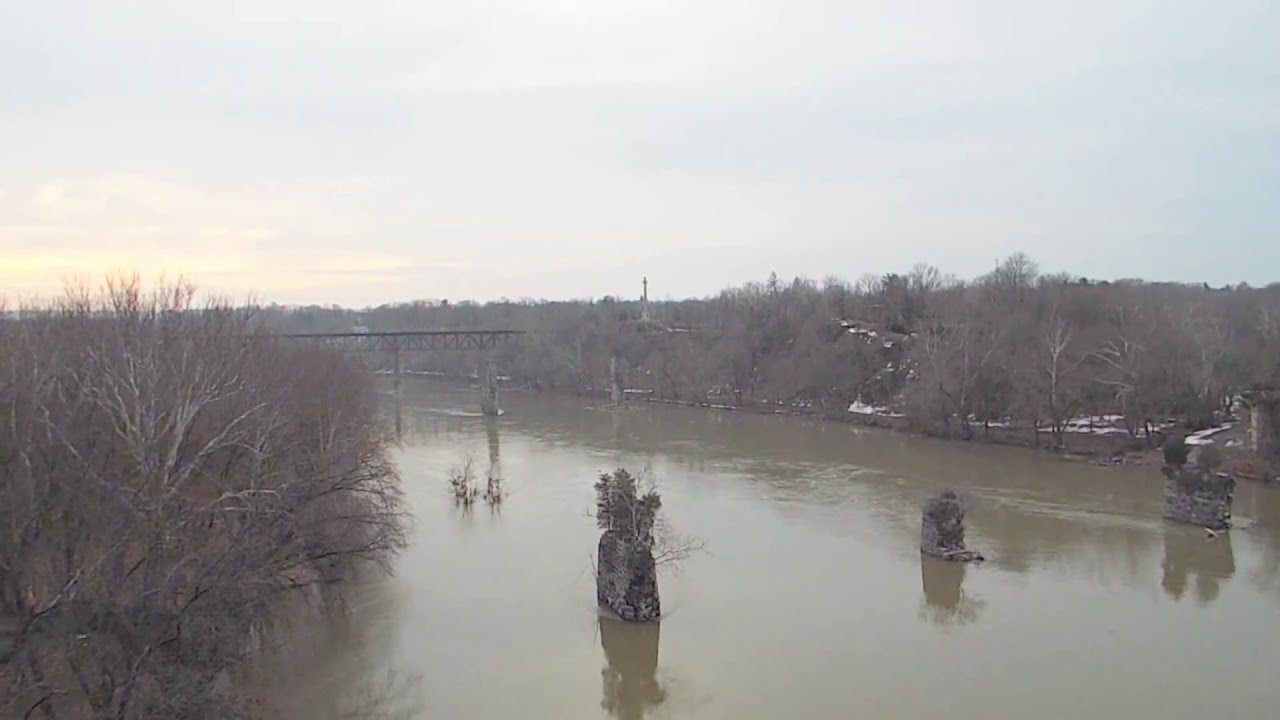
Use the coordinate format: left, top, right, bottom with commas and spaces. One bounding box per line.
259, 382, 1280, 719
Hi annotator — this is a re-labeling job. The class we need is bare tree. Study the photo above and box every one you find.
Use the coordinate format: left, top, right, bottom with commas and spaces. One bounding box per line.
1037, 313, 1089, 448
447, 453, 480, 509
1, 278, 407, 720
909, 306, 1005, 439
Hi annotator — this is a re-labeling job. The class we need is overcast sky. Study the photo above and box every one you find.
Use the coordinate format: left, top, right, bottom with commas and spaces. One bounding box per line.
2, 1, 1276, 306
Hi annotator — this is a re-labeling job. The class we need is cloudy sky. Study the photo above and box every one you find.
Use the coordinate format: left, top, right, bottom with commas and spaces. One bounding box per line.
2, 1, 1276, 306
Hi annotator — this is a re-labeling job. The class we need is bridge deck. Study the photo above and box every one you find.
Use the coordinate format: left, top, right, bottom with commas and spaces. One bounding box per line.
278, 330, 524, 352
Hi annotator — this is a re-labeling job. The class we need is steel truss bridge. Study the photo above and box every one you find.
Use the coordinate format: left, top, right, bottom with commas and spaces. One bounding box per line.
277, 329, 525, 353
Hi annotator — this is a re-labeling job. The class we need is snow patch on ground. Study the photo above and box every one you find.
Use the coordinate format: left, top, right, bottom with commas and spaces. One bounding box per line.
1037, 415, 1130, 436
1066, 426, 1129, 435
840, 320, 896, 347
1186, 423, 1234, 446
848, 400, 904, 418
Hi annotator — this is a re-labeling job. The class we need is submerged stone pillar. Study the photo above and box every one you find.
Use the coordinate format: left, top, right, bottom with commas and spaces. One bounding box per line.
610, 355, 624, 405
921, 491, 979, 561
1162, 464, 1234, 531
595, 469, 660, 621
480, 361, 500, 416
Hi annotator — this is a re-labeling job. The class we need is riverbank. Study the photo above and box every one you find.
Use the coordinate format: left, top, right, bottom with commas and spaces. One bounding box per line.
645, 397, 1267, 475
629, 394, 1163, 466
391, 374, 1257, 471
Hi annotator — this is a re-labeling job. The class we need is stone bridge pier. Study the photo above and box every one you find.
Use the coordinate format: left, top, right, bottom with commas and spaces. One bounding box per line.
921, 490, 981, 561
1163, 464, 1234, 531
594, 469, 661, 622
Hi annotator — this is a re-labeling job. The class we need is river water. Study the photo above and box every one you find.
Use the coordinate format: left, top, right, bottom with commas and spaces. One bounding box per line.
261, 381, 1280, 719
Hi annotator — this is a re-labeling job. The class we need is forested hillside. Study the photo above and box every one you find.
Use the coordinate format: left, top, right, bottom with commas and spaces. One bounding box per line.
263, 255, 1280, 452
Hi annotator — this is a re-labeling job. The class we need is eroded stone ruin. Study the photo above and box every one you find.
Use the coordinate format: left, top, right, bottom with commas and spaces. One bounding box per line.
595, 469, 660, 621
921, 490, 980, 561
1162, 464, 1235, 531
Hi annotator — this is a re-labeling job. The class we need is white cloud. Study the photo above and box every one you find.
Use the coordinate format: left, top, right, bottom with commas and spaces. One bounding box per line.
1, 0, 1276, 304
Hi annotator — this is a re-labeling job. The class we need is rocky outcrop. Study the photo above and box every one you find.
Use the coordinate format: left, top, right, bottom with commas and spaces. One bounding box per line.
921, 491, 981, 561
595, 469, 660, 621
1163, 465, 1234, 531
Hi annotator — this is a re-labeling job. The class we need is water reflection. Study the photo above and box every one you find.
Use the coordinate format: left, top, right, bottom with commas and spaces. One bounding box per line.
599, 617, 665, 720
413, 382, 1168, 579
342, 669, 425, 720
1161, 525, 1235, 606
484, 416, 502, 482
393, 392, 403, 441
1237, 482, 1280, 596
255, 583, 424, 720
919, 556, 986, 626
301, 381, 1280, 718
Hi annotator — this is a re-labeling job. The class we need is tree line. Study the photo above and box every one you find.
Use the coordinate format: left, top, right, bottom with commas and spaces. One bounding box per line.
1, 279, 406, 719
262, 254, 1280, 454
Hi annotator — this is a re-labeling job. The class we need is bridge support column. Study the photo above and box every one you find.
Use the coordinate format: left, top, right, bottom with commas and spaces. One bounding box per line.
393, 392, 403, 441
481, 361, 501, 416
392, 346, 402, 395
610, 355, 624, 405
